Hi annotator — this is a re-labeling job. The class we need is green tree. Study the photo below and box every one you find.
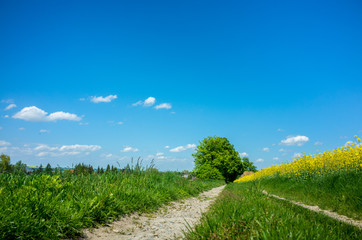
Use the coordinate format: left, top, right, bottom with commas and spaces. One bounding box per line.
45, 163, 53, 175
13, 161, 27, 175
193, 136, 243, 182
242, 157, 257, 172
0, 154, 12, 173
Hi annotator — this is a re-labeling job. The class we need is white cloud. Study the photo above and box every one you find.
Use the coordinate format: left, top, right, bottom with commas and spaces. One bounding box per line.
165, 145, 170, 149
0, 147, 8, 152
40, 129, 50, 133
34, 144, 101, 157
120, 146, 139, 152
277, 128, 284, 132
0, 140, 11, 146
156, 152, 164, 156
314, 141, 323, 146
144, 97, 156, 106
117, 121, 123, 125
37, 152, 49, 157
133, 97, 156, 107
293, 153, 302, 158
5, 104, 16, 111
79, 122, 89, 125
34, 144, 58, 151
155, 103, 172, 110
169, 144, 196, 153
262, 147, 270, 152
239, 152, 248, 157
273, 157, 279, 161
90, 95, 117, 103
280, 135, 309, 146
13, 106, 47, 122
256, 158, 264, 163
132, 100, 143, 106
59, 144, 101, 152
13, 106, 81, 122
79, 98, 86, 101
18, 127, 25, 131
4, 115, 9, 118
48, 111, 81, 121
105, 153, 113, 158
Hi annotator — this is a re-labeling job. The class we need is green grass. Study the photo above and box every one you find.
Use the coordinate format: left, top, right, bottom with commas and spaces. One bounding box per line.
0, 168, 223, 239
256, 171, 362, 220
185, 182, 361, 240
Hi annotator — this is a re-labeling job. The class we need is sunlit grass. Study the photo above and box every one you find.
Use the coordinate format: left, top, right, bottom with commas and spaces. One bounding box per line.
0, 164, 223, 239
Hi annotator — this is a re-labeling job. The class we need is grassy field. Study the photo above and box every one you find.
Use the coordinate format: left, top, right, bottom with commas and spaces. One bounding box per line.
185, 182, 361, 240
0, 165, 223, 239
235, 139, 362, 220
185, 140, 362, 239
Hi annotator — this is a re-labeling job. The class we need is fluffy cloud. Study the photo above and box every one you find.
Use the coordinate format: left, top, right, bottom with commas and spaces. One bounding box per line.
59, 144, 101, 152
120, 146, 139, 152
13, 106, 81, 122
262, 147, 270, 152
239, 152, 248, 157
0, 140, 11, 146
144, 97, 156, 106
90, 95, 117, 103
155, 103, 172, 110
256, 158, 264, 163
40, 129, 50, 133
34, 144, 58, 151
273, 157, 279, 161
169, 144, 196, 153
164, 145, 170, 149
5, 104, 16, 111
18, 127, 25, 131
133, 97, 156, 107
34, 144, 101, 157
280, 135, 309, 146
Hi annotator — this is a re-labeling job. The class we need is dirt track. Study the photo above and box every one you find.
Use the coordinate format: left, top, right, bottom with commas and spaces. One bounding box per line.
80, 185, 225, 240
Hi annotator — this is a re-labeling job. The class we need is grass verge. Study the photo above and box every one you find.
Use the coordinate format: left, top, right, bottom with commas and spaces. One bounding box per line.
0, 168, 223, 239
256, 171, 361, 220
185, 182, 361, 240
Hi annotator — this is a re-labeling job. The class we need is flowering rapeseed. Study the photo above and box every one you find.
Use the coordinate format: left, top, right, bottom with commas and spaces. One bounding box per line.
235, 137, 362, 183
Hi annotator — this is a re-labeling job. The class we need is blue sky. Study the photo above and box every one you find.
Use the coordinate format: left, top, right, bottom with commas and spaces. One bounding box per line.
1, 0, 361, 171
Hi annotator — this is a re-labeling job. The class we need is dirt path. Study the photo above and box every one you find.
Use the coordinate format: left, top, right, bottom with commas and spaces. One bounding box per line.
80, 185, 225, 240
262, 190, 362, 229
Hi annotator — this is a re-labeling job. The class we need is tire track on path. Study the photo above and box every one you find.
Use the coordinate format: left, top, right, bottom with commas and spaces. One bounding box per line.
262, 190, 362, 229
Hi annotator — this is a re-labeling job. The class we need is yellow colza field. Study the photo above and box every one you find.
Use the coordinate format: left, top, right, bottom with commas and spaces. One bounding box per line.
235, 136, 362, 183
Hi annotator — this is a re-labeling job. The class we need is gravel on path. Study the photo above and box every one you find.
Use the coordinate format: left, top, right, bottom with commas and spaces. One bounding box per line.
80, 185, 225, 240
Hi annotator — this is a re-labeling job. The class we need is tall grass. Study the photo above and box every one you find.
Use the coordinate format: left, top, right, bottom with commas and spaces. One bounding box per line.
0, 164, 223, 239
185, 182, 361, 240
